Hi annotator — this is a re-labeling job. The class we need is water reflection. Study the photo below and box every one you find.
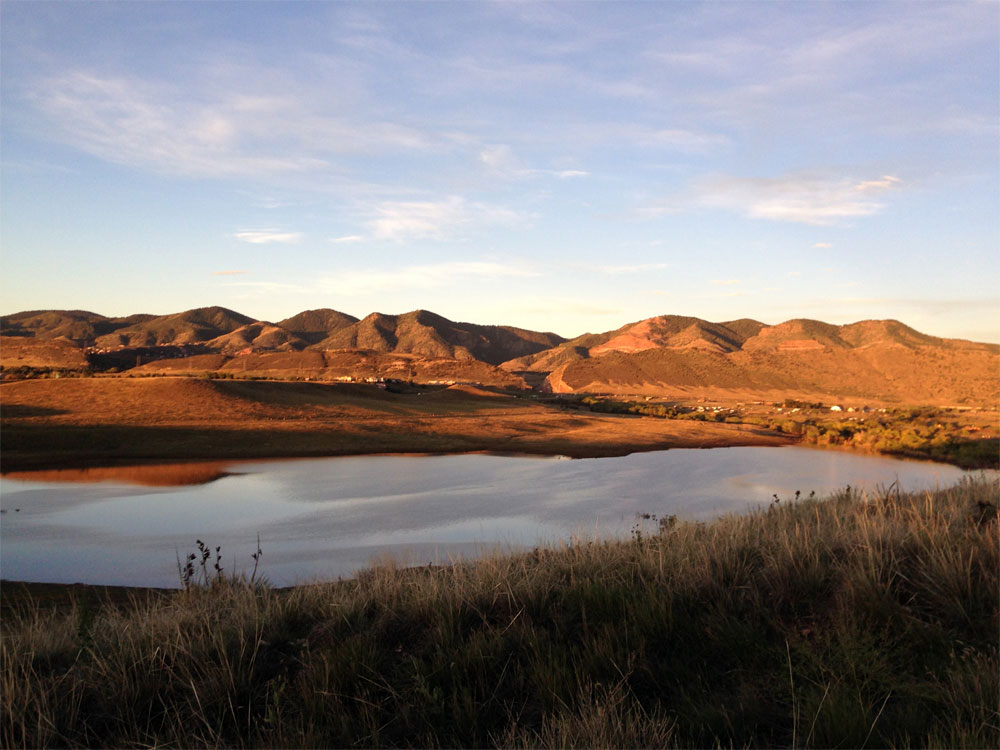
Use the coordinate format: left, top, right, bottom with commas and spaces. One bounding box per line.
0, 447, 976, 588
2, 462, 232, 487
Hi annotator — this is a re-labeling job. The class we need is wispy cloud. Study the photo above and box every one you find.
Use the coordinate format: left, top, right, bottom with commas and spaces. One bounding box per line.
319, 261, 537, 296
221, 281, 303, 291
711, 279, 742, 285
653, 172, 904, 226
479, 144, 589, 180
211, 270, 248, 276
234, 230, 303, 244
330, 235, 364, 244
598, 262, 669, 274
812, 242, 833, 249
31, 72, 331, 178
367, 196, 525, 241
28, 69, 441, 180
855, 175, 902, 191
558, 123, 730, 155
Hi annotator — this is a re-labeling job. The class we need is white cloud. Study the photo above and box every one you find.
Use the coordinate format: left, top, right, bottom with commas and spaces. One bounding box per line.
330, 235, 365, 244
319, 261, 537, 296
367, 196, 524, 241
855, 175, 902, 191
667, 172, 904, 226
812, 242, 833, 249
234, 231, 303, 244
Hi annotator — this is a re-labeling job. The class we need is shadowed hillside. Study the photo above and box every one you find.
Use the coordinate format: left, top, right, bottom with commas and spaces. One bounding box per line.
313, 309, 566, 365
0, 310, 155, 344
93, 307, 256, 348
278, 308, 360, 345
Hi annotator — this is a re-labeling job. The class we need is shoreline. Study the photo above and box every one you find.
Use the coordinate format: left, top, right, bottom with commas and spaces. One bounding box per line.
6, 432, 996, 478
0, 422, 797, 474
4, 376, 995, 474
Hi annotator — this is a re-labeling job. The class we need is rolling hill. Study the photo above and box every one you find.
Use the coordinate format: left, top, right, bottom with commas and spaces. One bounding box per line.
0, 310, 155, 344
277, 309, 360, 345
502, 315, 766, 372
2, 307, 996, 405
311, 309, 566, 365
534, 317, 998, 404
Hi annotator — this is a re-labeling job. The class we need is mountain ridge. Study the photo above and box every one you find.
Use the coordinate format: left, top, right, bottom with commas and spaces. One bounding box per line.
3, 307, 996, 405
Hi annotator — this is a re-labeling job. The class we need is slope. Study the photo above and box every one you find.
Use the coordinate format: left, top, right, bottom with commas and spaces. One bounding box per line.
313, 309, 565, 365
93, 307, 256, 348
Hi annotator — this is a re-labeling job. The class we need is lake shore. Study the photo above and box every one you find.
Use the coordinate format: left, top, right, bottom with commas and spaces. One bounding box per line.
1, 377, 795, 473
3, 477, 997, 748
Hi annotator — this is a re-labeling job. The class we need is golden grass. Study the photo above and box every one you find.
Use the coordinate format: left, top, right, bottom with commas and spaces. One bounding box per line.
1, 378, 793, 471
2, 477, 996, 748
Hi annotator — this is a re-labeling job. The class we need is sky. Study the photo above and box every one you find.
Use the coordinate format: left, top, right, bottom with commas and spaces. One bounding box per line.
2, 1, 998, 342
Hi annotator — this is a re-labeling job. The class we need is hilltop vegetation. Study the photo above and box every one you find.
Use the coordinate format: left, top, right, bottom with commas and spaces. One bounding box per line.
3, 478, 997, 748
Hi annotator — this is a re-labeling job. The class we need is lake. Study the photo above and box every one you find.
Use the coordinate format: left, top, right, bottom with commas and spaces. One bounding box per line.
0, 446, 977, 588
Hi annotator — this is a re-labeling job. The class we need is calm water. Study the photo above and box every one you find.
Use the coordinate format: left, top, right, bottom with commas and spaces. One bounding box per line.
0, 447, 976, 587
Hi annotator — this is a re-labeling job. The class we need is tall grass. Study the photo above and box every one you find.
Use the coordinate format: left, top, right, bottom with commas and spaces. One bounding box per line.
3, 476, 997, 748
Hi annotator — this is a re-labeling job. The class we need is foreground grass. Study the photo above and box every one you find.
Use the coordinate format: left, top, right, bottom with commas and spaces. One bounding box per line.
3, 478, 998, 748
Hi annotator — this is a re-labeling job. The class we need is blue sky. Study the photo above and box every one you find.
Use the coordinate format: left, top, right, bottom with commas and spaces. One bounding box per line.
2, 1, 997, 341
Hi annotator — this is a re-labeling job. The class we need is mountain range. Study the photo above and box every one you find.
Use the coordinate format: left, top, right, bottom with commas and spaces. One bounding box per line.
2, 307, 997, 405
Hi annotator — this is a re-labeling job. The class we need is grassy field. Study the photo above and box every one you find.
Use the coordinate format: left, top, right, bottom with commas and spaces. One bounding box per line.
2, 477, 997, 748
0, 377, 793, 471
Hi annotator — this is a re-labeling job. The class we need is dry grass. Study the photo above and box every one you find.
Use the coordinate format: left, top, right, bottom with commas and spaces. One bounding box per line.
2, 477, 997, 748
0, 378, 792, 471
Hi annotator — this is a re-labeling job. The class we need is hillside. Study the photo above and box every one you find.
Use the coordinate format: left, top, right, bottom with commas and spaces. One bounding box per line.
540, 318, 999, 404
313, 309, 565, 365
1, 306, 563, 365
0, 310, 154, 344
93, 307, 256, 348
0, 336, 90, 370
502, 315, 764, 371
2, 307, 996, 406
277, 308, 359, 345
204, 322, 308, 353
